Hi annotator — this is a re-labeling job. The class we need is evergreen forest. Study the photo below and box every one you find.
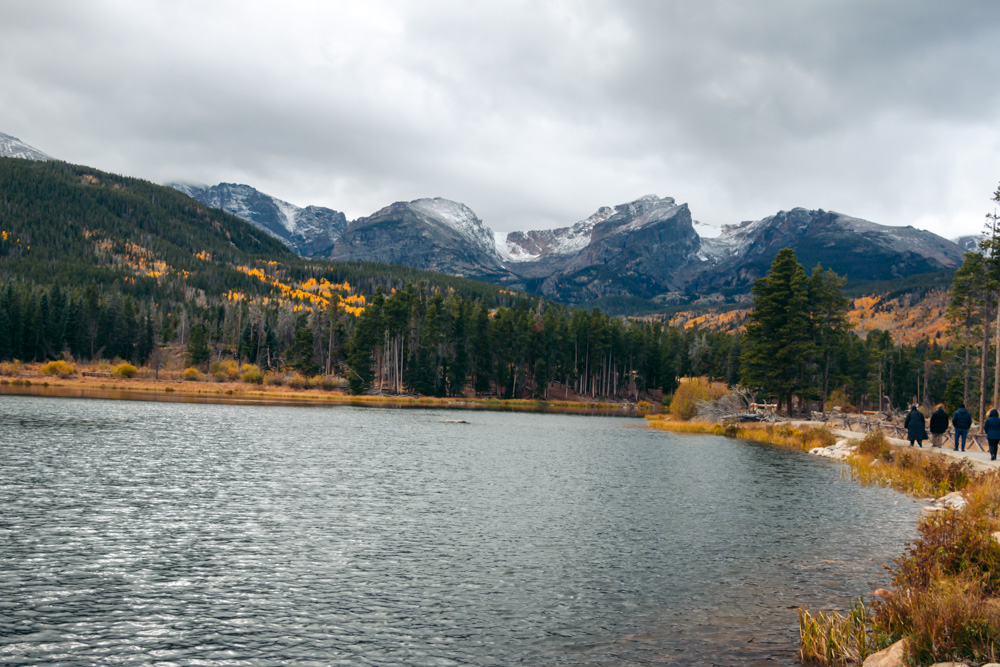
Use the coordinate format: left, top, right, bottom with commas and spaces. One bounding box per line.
2, 156, 1000, 416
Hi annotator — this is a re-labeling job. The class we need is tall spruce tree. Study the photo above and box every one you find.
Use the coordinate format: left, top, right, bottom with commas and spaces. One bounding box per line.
741, 248, 811, 415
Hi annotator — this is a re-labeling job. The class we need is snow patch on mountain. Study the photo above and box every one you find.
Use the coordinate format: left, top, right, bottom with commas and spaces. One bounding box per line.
407, 198, 500, 258
0, 132, 51, 161
495, 232, 539, 262
612, 195, 681, 234
273, 198, 300, 234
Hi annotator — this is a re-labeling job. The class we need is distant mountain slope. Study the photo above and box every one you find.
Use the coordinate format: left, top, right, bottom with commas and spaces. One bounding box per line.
502, 195, 703, 302
0, 158, 521, 315
329, 198, 506, 278
0, 158, 292, 291
0, 132, 51, 161
697, 208, 964, 289
170, 182, 348, 257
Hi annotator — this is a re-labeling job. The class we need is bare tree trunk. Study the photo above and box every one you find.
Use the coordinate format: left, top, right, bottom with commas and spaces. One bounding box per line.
993, 298, 999, 410
980, 296, 991, 430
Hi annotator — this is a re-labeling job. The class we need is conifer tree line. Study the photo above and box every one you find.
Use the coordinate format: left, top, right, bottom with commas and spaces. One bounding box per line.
2, 155, 999, 411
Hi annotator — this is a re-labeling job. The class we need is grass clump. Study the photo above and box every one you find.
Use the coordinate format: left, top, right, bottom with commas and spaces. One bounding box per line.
263, 371, 284, 386
0, 360, 22, 376
798, 599, 890, 666
110, 362, 137, 378
847, 430, 974, 497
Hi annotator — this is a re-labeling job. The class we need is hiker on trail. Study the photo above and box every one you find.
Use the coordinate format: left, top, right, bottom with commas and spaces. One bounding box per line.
952, 403, 973, 452
904, 405, 928, 447
984, 408, 1000, 461
929, 404, 949, 448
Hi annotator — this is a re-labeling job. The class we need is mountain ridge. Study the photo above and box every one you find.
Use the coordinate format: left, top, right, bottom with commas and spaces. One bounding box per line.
0, 131, 967, 308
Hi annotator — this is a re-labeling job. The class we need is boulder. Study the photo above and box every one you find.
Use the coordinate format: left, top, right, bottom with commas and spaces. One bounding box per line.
923, 492, 969, 514
928, 663, 970, 667
862, 639, 906, 667
809, 440, 857, 460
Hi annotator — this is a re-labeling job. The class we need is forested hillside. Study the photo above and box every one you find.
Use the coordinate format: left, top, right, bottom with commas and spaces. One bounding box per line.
0, 156, 988, 413
0, 157, 738, 400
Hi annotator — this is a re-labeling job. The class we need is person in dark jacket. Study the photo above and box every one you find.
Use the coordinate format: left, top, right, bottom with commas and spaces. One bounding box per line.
952, 403, 973, 452
928, 405, 949, 448
904, 405, 928, 447
983, 408, 1000, 461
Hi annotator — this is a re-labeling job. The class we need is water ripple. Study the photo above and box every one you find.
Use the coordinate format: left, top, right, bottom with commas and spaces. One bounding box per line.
0, 395, 922, 665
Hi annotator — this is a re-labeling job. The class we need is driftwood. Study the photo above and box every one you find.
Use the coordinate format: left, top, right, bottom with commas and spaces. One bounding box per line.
697, 387, 780, 423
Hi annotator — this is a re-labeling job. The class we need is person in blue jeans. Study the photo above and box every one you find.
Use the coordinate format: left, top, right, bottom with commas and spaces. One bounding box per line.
951, 402, 973, 452
984, 408, 1000, 461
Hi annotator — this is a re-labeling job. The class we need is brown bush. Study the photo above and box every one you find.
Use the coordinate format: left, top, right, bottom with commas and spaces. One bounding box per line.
0, 360, 22, 376
856, 431, 893, 462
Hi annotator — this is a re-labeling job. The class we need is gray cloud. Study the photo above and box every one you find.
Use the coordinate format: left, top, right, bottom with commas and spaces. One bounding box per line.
2, 0, 999, 237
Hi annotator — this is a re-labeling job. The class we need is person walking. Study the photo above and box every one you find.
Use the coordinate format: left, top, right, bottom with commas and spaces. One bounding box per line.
904, 405, 928, 447
952, 403, 973, 452
984, 408, 1000, 461
929, 404, 949, 448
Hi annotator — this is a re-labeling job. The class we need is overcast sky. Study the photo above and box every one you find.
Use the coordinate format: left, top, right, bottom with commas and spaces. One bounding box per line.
2, 0, 999, 237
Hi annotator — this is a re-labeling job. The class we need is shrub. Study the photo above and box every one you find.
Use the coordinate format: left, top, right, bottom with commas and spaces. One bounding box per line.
209, 359, 240, 382
901, 575, 1000, 665
856, 431, 893, 461
40, 360, 75, 377
111, 362, 137, 379
286, 372, 306, 389
668, 377, 729, 420
240, 364, 263, 384
263, 371, 284, 386
0, 360, 22, 376
183, 367, 200, 381
320, 375, 347, 391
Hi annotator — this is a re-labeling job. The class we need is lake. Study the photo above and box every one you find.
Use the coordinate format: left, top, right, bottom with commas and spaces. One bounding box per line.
0, 395, 921, 665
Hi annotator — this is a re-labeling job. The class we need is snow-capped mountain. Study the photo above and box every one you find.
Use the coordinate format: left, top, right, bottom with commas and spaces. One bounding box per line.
500, 205, 616, 262
329, 198, 506, 277
696, 208, 964, 289
953, 234, 982, 253
0, 132, 51, 161
498, 195, 704, 302
169, 182, 348, 257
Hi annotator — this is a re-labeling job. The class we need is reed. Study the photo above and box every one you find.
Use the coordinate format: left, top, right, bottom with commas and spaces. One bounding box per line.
798, 599, 889, 666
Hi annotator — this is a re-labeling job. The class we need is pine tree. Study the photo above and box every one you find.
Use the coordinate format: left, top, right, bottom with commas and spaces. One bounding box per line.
186, 323, 210, 367
741, 248, 811, 415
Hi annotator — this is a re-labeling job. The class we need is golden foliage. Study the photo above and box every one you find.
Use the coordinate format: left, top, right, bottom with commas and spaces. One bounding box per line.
0, 360, 22, 376
40, 360, 76, 377
110, 362, 137, 379
668, 377, 729, 420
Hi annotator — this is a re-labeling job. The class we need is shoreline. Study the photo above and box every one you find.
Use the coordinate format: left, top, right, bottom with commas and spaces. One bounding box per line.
0, 375, 648, 416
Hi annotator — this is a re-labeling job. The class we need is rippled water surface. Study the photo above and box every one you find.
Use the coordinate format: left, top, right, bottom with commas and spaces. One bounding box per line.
1, 395, 922, 665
